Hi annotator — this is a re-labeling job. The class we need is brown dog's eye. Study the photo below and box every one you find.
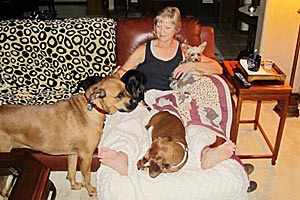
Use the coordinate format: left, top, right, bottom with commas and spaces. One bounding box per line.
163, 163, 171, 169
116, 92, 124, 99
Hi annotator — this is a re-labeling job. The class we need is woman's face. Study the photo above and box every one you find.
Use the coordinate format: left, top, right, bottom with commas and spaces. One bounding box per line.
155, 20, 177, 42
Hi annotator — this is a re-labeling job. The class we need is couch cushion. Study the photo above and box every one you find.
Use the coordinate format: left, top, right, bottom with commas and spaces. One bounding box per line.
0, 17, 116, 105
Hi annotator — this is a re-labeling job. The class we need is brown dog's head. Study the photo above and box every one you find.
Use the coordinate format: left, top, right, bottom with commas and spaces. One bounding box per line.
85, 74, 138, 114
182, 42, 207, 62
146, 137, 188, 178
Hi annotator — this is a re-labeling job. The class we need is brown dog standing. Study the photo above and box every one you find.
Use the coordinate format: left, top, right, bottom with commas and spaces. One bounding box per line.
137, 111, 188, 178
0, 74, 138, 197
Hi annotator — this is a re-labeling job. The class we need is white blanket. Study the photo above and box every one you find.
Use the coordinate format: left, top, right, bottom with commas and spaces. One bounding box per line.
97, 75, 249, 200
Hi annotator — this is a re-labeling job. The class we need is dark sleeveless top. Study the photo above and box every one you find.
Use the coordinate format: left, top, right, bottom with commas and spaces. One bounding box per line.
137, 40, 183, 90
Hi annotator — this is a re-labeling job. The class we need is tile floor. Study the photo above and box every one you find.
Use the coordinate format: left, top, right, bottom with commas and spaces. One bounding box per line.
44, 3, 300, 200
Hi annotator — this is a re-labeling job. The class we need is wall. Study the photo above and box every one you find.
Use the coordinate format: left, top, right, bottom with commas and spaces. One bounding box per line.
257, 0, 300, 93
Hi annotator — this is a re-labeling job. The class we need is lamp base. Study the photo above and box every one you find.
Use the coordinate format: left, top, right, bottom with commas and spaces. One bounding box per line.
273, 93, 299, 117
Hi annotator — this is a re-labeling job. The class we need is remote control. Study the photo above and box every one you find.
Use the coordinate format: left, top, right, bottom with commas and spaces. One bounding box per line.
234, 71, 251, 88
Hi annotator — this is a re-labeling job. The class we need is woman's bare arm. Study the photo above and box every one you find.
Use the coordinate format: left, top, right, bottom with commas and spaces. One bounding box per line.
172, 55, 222, 79
116, 44, 146, 77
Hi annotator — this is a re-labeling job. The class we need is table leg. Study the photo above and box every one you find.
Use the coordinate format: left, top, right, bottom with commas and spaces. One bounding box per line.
254, 101, 261, 130
272, 98, 289, 165
45, 180, 56, 200
232, 96, 243, 143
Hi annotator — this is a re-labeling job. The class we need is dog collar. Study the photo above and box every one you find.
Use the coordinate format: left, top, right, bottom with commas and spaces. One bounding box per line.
170, 142, 188, 171
84, 94, 108, 114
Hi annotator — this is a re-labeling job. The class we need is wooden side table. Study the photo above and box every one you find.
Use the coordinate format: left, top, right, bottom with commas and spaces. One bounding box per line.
222, 60, 292, 165
0, 152, 56, 200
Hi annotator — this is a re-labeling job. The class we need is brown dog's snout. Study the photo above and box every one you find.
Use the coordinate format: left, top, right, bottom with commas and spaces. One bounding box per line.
149, 161, 162, 178
119, 98, 138, 112
126, 98, 138, 111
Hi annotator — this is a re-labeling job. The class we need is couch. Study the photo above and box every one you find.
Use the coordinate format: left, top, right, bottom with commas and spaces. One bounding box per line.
0, 17, 231, 172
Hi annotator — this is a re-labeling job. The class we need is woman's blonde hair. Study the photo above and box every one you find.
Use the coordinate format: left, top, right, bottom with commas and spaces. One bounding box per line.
153, 7, 182, 34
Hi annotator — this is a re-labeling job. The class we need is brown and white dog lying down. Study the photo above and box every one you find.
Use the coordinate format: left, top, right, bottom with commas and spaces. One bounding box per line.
0, 74, 138, 197
137, 111, 188, 178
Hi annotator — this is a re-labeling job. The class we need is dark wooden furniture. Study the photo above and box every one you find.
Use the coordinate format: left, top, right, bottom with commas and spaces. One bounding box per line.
87, 0, 106, 16
0, 0, 56, 20
0, 152, 56, 200
10, 148, 100, 172
0, 0, 38, 19
215, 0, 237, 24
233, 0, 260, 28
222, 60, 292, 165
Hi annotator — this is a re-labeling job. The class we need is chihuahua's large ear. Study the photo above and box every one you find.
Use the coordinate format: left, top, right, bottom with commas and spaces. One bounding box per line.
199, 41, 207, 52
182, 43, 190, 52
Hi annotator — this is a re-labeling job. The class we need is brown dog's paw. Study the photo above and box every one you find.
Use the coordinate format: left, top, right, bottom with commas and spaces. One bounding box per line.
136, 159, 147, 170
86, 186, 97, 197
71, 182, 82, 190
137, 159, 145, 170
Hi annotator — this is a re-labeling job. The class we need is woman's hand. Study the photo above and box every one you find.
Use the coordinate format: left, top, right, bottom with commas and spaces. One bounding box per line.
172, 62, 195, 79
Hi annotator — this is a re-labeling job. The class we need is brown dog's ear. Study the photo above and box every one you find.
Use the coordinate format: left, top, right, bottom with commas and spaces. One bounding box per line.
111, 72, 120, 79
88, 88, 106, 102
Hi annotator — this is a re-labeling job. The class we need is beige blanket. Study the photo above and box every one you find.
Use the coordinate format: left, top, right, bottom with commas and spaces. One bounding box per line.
97, 75, 249, 200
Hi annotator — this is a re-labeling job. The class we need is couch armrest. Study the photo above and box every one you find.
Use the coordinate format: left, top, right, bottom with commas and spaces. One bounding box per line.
200, 26, 215, 59
219, 74, 236, 95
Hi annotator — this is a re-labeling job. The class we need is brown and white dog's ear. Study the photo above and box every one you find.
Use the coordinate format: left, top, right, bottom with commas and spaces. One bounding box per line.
182, 43, 190, 52
198, 41, 207, 53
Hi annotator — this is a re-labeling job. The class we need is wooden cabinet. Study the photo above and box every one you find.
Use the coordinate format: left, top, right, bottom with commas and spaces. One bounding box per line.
86, 0, 106, 16
216, 0, 237, 24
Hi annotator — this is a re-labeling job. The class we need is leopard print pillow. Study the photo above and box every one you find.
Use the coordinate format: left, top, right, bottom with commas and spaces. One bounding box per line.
0, 17, 116, 105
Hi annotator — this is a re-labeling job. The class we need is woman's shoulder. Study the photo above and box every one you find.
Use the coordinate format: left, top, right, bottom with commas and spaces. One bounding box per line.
135, 42, 147, 52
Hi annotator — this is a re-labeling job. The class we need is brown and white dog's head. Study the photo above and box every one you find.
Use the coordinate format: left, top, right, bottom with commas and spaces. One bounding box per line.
138, 136, 188, 178
85, 74, 138, 114
182, 42, 207, 62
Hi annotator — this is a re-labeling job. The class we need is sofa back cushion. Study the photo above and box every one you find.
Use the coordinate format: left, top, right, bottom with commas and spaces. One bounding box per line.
116, 17, 215, 66
0, 18, 116, 105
